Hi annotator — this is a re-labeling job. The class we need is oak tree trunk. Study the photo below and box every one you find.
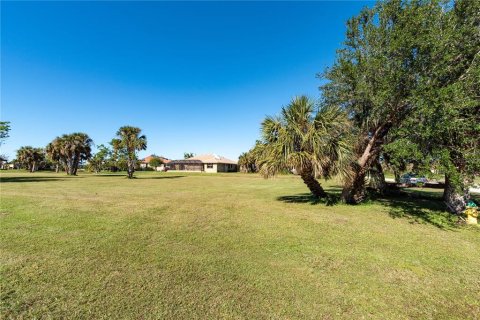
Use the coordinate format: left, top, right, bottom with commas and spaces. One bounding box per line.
342, 168, 367, 204
443, 174, 468, 215
394, 169, 401, 183
342, 123, 391, 204
372, 160, 387, 194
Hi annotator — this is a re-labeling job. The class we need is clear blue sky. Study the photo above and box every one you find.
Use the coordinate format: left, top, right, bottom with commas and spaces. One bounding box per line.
1, 1, 371, 161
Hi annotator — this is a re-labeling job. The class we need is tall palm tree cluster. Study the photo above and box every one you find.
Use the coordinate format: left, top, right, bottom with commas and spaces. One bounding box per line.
46, 133, 93, 175
16, 146, 45, 173
16, 126, 147, 178
238, 148, 259, 173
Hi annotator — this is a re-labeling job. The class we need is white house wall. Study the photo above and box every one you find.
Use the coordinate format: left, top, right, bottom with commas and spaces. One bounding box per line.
204, 163, 217, 173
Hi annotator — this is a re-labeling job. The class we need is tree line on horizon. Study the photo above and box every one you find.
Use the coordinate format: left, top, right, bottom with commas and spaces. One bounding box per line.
238, 0, 479, 215
13, 126, 147, 179
3, 0, 479, 215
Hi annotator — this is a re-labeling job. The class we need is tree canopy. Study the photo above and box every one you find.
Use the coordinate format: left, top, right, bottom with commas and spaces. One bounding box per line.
319, 0, 479, 211
320, 0, 447, 203
148, 157, 163, 169
184, 152, 195, 159
0, 121, 10, 145
87, 144, 112, 173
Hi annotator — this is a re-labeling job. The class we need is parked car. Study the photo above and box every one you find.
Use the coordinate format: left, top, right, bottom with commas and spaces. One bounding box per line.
400, 173, 428, 186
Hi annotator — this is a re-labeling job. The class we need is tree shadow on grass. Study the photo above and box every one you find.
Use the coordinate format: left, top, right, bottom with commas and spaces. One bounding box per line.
277, 186, 460, 229
277, 192, 341, 206
0, 176, 68, 183
374, 193, 458, 230
277, 185, 343, 206
140, 175, 185, 180
91, 174, 185, 180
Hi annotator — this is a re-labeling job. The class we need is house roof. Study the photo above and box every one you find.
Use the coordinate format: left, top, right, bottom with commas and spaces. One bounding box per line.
188, 154, 237, 164
141, 155, 171, 164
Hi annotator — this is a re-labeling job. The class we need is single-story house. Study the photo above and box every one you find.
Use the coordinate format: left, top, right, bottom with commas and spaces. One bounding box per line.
140, 155, 171, 171
168, 154, 237, 173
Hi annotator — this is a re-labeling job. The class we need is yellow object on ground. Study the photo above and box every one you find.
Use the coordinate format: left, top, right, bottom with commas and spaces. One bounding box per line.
464, 208, 478, 225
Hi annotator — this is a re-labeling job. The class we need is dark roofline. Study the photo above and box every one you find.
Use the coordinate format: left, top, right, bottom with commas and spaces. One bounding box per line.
169, 159, 203, 165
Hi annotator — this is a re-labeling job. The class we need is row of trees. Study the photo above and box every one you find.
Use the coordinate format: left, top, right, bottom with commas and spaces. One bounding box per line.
240, 0, 479, 214
16, 126, 147, 179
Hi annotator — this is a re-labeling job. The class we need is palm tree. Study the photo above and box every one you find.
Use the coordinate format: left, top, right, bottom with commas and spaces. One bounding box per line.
17, 146, 45, 172
238, 152, 251, 173
114, 126, 147, 178
46, 133, 93, 175
70, 133, 93, 175
257, 96, 352, 198
238, 141, 264, 173
46, 139, 62, 173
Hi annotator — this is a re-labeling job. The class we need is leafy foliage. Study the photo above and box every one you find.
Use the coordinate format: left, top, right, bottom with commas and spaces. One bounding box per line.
319, 0, 479, 209
183, 152, 195, 159
379, 0, 480, 213
148, 156, 163, 169
87, 144, 112, 173
0, 121, 11, 145
320, 0, 447, 203
383, 138, 425, 181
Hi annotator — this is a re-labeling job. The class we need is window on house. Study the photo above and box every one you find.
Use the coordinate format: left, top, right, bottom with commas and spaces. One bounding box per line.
207, 164, 213, 168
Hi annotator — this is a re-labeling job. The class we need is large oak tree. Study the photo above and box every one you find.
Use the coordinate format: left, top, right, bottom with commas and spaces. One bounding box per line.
321, 0, 451, 204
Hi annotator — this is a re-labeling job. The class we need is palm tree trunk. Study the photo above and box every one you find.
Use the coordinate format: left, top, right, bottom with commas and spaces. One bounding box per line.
72, 155, 79, 175
66, 157, 74, 175
127, 159, 135, 179
300, 170, 327, 198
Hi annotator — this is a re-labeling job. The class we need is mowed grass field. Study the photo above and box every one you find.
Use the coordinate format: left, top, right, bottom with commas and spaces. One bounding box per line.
1, 171, 479, 319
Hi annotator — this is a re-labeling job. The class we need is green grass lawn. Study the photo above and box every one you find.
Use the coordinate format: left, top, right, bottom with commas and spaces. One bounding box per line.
1, 171, 479, 319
